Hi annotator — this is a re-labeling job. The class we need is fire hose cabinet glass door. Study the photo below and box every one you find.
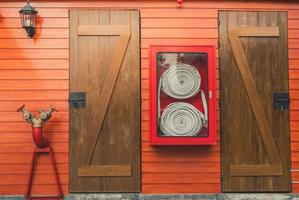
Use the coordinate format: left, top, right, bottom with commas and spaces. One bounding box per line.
149, 46, 216, 145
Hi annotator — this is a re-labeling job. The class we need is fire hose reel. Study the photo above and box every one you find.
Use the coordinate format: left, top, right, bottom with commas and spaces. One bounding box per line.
149, 46, 217, 145
161, 63, 201, 99
159, 63, 208, 137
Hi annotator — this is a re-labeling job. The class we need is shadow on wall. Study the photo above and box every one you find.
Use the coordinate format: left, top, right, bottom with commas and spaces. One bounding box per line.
34, 13, 43, 41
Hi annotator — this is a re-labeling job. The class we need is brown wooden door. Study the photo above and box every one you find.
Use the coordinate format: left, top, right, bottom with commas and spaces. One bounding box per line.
69, 10, 140, 192
219, 11, 291, 192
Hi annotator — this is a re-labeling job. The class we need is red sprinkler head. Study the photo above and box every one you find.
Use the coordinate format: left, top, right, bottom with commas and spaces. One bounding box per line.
177, 0, 183, 8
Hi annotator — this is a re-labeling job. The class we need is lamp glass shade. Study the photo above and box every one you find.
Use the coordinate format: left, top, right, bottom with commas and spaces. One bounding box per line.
19, 1, 38, 28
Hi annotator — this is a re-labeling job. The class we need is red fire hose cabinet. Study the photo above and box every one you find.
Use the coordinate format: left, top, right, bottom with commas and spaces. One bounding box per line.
149, 45, 216, 145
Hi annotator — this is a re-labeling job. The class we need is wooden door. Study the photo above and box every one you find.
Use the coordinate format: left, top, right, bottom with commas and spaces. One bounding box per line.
69, 10, 140, 192
219, 11, 291, 192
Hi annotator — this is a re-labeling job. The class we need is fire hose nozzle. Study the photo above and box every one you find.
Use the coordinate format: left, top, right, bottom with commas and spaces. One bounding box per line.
50, 105, 58, 112
39, 105, 58, 122
17, 104, 34, 122
17, 104, 26, 112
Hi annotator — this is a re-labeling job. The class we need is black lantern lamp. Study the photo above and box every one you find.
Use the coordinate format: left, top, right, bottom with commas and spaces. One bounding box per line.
19, 0, 38, 38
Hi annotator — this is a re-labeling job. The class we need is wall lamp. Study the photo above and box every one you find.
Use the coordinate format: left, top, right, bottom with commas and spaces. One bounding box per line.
19, 0, 38, 38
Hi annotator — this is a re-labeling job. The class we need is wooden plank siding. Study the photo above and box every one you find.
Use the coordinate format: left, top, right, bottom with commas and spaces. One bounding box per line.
0, 0, 298, 195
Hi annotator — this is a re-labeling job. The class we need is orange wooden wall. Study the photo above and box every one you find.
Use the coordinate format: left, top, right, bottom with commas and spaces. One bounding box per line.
0, 0, 298, 195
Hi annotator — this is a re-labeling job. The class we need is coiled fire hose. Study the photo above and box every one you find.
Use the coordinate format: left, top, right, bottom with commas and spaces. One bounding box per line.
161, 63, 201, 99
158, 63, 208, 137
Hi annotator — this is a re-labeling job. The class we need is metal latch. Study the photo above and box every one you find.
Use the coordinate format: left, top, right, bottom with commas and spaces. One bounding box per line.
69, 92, 86, 109
273, 93, 290, 110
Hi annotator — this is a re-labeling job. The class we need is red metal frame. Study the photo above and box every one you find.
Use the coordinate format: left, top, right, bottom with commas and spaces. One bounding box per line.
25, 146, 63, 200
149, 45, 217, 145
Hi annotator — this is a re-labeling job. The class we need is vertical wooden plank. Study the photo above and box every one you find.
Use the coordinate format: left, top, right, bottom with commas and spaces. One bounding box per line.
94, 10, 132, 191
69, 9, 80, 192
130, 10, 141, 192
77, 10, 91, 193
83, 10, 102, 191
235, 11, 255, 190
274, 11, 291, 191
89, 10, 110, 191
220, 10, 244, 192
261, 11, 277, 190
219, 10, 229, 192
247, 12, 263, 190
